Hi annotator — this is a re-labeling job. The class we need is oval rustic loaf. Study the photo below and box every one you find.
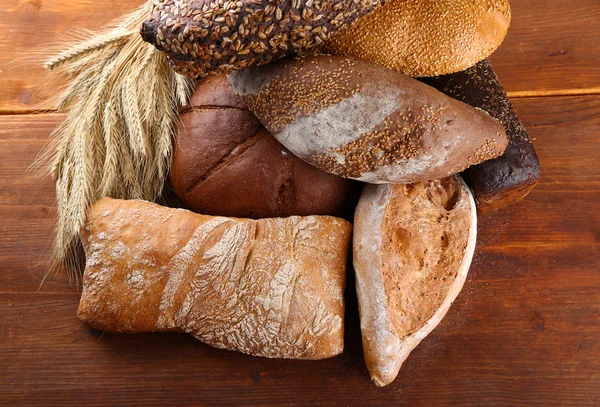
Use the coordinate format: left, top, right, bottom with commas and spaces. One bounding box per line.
322, 0, 510, 77
228, 55, 509, 184
141, 0, 386, 78
170, 75, 357, 219
353, 176, 477, 386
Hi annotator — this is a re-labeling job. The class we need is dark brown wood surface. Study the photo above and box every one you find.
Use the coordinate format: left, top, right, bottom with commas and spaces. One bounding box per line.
1, 0, 599, 405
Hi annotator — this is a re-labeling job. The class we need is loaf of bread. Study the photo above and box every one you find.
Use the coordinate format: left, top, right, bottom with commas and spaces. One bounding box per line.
353, 176, 476, 386
228, 55, 509, 184
170, 75, 358, 219
141, 0, 386, 78
322, 0, 510, 77
421, 60, 541, 213
78, 198, 352, 359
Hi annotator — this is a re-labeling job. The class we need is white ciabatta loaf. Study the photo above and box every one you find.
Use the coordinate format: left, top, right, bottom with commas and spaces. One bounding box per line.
353, 175, 477, 386
228, 56, 508, 184
322, 0, 511, 77
78, 198, 351, 360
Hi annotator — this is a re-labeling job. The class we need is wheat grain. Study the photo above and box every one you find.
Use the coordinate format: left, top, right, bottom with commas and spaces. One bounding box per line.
122, 78, 148, 163
44, 32, 130, 71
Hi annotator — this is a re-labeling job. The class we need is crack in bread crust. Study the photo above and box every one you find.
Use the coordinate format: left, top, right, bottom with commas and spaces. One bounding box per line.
78, 198, 352, 360
184, 126, 265, 194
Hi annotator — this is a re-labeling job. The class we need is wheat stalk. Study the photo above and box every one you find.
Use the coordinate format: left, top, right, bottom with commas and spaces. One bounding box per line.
39, 3, 195, 285
44, 33, 130, 71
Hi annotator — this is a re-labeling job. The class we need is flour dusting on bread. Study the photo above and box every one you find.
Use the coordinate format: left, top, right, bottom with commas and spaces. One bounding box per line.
78, 198, 351, 360
353, 176, 477, 386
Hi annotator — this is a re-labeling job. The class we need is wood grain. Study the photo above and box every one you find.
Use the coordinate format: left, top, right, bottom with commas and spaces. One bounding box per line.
0, 0, 599, 113
489, 0, 600, 97
1, 95, 599, 405
0, 114, 69, 293
0, 0, 141, 114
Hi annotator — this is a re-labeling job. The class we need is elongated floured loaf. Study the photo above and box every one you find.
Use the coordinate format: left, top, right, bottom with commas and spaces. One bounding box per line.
228, 55, 508, 184
353, 176, 476, 386
78, 198, 352, 360
141, 0, 386, 78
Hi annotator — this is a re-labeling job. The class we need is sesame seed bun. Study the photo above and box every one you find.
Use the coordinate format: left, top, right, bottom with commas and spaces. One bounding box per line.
323, 0, 511, 77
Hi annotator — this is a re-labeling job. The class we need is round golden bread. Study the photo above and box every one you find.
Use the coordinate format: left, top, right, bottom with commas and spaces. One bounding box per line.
323, 0, 511, 77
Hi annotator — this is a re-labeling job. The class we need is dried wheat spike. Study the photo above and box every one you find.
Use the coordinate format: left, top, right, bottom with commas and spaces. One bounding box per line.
38, 4, 195, 284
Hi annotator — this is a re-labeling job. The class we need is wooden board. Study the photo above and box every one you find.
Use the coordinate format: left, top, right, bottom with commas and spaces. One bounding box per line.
0, 0, 599, 113
489, 0, 600, 97
1, 93, 599, 405
0, 0, 141, 114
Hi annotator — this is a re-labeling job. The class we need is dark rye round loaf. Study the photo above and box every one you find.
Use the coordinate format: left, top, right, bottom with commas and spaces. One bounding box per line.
421, 59, 541, 213
141, 0, 386, 78
169, 75, 357, 219
228, 55, 509, 184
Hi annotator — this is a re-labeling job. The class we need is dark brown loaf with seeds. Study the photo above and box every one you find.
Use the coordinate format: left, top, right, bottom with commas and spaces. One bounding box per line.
421, 59, 541, 213
228, 55, 509, 184
170, 75, 357, 218
141, 0, 386, 78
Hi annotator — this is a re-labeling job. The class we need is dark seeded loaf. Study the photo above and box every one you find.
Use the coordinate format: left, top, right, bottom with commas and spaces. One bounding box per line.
141, 0, 386, 78
422, 59, 541, 213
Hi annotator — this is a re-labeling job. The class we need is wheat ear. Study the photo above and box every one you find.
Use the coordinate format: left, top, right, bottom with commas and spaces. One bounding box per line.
39, 3, 195, 285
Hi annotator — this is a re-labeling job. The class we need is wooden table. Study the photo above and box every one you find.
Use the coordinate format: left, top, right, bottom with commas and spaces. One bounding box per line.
1, 1, 599, 405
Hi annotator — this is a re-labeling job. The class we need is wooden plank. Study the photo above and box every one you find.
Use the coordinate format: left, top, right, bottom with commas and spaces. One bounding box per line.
0, 278, 598, 405
0, 95, 599, 404
0, 114, 69, 291
2, 95, 599, 291
0, 0, 599, 113
0, 0, 141, 113
490, 0, 600, 98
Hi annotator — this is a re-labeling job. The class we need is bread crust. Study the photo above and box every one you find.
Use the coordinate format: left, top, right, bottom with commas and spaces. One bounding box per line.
422, 59, 541, 213
228, 55, 508, 184
78, 198, 352, 360
141, 0, 386, 78
170, 75, 357, 218
323, 0, 511, 77
353, 176, 476, 386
